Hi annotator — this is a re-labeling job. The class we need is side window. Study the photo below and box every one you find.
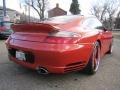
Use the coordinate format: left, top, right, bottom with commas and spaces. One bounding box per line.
93, 18, 103, 29
82, 18, 92, 28
82, 18, 102, 29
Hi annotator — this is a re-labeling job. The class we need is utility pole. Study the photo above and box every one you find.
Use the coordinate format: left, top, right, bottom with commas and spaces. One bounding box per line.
28, 0, 31, 22
24, 5, 27, 21
3, 0, 6, 16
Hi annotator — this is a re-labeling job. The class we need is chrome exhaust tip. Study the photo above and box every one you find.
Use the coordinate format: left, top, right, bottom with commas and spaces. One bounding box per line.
36, 67, 49, 75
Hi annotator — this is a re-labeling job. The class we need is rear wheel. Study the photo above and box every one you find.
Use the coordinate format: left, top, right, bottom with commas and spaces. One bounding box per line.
84, 42, 101, 75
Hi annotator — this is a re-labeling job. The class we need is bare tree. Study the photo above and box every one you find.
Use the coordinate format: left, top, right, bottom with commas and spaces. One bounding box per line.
91, 2, 108, 22
25, 0, 48, 21
90, 0, 119, 29
115, 10, 120, 28
106, 0, 119, 29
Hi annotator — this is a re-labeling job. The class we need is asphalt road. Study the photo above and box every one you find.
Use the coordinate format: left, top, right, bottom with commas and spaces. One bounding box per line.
0, 39, 120, 90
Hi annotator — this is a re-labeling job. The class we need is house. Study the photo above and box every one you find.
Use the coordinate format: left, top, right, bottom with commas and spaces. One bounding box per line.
0, 6, 39, 23
0, 6, 21, 22
48, 4, 67, 18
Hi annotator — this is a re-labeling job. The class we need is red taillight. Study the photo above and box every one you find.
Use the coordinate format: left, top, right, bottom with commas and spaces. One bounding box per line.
0, 27, 6, 31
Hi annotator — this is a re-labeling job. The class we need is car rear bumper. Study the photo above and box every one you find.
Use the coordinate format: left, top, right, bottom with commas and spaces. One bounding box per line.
6, 39, 93, 73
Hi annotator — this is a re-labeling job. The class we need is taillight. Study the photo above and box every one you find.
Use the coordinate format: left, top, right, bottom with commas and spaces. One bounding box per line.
49, 30, 80, 37
0, 27, 6, 31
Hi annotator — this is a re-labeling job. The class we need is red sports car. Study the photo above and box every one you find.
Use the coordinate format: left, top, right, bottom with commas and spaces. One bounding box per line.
5, 15, 113, 74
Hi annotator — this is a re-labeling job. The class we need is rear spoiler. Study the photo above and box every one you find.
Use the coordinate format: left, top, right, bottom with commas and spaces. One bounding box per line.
11, 23, 58, 33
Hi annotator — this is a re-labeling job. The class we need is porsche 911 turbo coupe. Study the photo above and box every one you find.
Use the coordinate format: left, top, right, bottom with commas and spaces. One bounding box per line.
5, 15, 113, 74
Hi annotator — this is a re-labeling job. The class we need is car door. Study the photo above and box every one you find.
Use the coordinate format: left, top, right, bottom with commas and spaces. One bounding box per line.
89, 18, 111, 54
100, 29, 112, 54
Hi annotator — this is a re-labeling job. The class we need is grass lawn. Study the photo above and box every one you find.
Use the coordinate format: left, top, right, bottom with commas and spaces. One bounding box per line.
113, 34, 120, 39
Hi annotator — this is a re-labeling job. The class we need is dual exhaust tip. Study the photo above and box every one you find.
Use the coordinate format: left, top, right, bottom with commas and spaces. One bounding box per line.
36, 67, 49, 75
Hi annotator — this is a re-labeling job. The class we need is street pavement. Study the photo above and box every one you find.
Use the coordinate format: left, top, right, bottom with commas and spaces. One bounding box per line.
0, 39, 120, 90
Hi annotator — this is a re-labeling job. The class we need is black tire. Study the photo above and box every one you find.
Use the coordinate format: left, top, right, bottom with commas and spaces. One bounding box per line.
84, 42, 101, 75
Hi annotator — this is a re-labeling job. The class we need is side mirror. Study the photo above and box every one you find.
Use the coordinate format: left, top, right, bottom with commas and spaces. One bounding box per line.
103, 28, 108, 32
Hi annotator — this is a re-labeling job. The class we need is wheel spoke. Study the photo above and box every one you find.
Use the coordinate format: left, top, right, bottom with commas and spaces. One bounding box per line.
92, 46, 100, 71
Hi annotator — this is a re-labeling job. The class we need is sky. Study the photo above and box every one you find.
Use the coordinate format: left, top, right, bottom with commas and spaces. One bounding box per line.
0, 0, 96, 18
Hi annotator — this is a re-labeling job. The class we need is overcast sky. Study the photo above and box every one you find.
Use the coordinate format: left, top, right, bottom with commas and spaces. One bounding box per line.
0, 0, 96, 18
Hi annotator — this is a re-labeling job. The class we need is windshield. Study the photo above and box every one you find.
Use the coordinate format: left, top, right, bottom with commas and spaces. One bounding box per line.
44, 15, 80, 24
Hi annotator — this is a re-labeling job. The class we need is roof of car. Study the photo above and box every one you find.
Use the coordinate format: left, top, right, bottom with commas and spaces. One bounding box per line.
43, 15, 97, 24
51, 14, 96, 18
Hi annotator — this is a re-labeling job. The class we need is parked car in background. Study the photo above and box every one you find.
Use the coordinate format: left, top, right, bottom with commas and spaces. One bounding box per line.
5, 15, 113, 75
0, 21, 13, 39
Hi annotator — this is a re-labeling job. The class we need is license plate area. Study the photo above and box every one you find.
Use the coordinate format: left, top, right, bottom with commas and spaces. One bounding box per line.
16, 51, 26, 61
9, 48, 34, 64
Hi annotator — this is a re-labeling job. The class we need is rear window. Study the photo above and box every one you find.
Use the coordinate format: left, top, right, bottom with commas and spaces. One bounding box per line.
44, 15, 80, 24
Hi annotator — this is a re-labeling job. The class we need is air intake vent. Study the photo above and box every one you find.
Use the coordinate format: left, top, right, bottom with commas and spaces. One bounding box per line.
64, 61, 86, 73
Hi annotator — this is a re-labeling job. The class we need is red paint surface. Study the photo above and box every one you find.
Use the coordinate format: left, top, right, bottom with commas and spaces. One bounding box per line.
6, 16, 113, 73
0, 26, 6, 31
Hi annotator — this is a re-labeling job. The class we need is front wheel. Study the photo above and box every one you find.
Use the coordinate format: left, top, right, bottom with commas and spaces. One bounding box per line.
84, 42, 101, 75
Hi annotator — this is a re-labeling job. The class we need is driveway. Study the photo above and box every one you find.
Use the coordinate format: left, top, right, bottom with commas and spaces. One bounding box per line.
0, 39, 120, 90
